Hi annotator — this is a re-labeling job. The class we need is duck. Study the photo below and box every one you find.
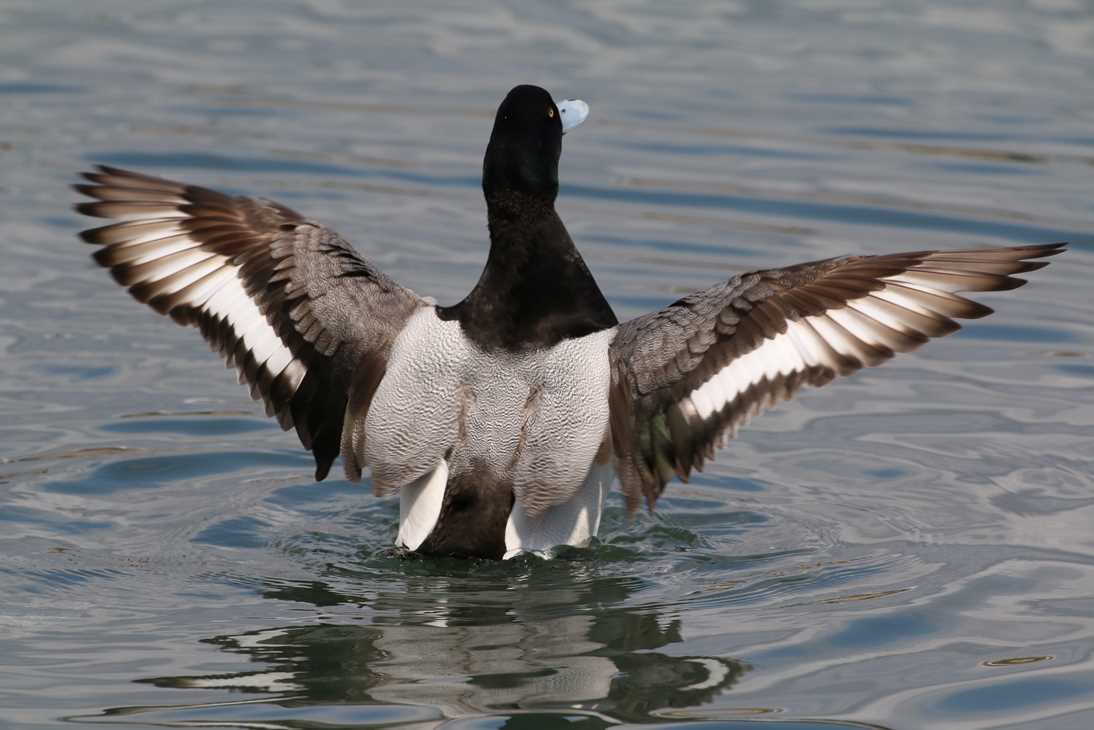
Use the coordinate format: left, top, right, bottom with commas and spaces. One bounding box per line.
74, 84, 1065, 559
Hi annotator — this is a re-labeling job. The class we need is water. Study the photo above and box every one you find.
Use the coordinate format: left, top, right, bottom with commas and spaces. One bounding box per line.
2, 1, 1094, 728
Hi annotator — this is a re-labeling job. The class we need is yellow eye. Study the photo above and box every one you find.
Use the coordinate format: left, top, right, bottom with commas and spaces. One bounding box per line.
547, 108, 555, 119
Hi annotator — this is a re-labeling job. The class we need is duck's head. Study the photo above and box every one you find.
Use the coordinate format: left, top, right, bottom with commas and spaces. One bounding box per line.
482, 85, 589, 204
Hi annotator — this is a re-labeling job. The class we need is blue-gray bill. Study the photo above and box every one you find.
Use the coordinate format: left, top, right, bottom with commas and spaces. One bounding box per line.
557, 98, 589, 133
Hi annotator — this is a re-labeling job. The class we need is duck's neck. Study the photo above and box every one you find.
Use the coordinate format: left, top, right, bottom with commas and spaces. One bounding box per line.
439, 191, 617, 352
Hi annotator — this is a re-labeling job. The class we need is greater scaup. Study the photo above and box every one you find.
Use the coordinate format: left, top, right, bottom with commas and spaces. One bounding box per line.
75, 84, 1065, 559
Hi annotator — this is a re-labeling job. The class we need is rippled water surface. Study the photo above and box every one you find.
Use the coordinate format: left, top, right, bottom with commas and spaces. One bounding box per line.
3, 1, 1094, 728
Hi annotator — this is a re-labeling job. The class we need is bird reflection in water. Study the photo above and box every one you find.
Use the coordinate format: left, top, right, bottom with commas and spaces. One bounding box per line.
134, 556, 747, 723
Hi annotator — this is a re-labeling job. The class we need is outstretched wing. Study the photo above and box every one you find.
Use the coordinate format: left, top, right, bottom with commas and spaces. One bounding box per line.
75, 165, 423, 480
608, 243, 1065, 512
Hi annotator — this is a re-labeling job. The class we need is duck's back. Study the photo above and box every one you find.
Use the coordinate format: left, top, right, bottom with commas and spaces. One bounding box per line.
353, 307, 616, 557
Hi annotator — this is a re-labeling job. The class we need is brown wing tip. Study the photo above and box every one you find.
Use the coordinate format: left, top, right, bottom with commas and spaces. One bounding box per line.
1033, 242, 1068, 257
1018, 260, 1051, 273
75, 165, 189, 200
962, 302, 994, 319
989, 242, 1066, 292
91, 164, 176, 186
74, 201, 111, 218
76, 166, 124, 188
77, 224, 104, 244
994, 275, 1028, 291
982, 242, 1068, 258
72, 183, 101, 199
77, 168, 110, 185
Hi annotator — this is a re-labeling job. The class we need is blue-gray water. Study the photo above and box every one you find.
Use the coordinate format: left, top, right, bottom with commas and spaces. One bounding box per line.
2, 1, 1094, 728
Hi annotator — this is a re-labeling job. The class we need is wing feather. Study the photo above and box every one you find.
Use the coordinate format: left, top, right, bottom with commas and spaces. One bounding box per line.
608, 243, 1065, 511
75, 165, 423, 480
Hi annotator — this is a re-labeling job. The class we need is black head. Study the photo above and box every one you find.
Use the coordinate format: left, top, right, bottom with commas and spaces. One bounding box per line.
482, 85, 564, 203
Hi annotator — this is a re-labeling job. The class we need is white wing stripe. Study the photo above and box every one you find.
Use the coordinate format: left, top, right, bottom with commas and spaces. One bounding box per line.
107, 206, 190, 223
826, 306, 883, 348
172, 265, 237, 311
690, 381, 718, 419
847, 296, 914, 334
680, 275, 962, 418
102, 221, 186, 247
773, 328, 806, 373
751, 337, 775, 382
871, 286, 937, 317
786, 319, 825, 367
807, 315, 863, 361
885, 273, 952, 292
262, 346, 295, 382
112, 234, 200, 265
716, 360, 741, 402
214, 287, 284, 366
743, 339, 767, 383
887, 271, 979, 294
114, 230, 308, 408
688, 329, 793, 416
124, 248, 214, 283
152, 256, 225, 297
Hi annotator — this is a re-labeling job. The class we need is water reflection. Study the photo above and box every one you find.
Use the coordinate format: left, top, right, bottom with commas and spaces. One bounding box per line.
137, 560, 747, 723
